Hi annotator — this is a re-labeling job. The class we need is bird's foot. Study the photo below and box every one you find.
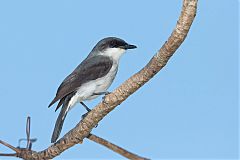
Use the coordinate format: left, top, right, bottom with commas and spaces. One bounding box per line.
102, 91, 111, 101
81, 111, 98, 128
104, 91, 111, 95
81, 112, 90, 119
93, 91, 111, 101
93, 91, 111, 96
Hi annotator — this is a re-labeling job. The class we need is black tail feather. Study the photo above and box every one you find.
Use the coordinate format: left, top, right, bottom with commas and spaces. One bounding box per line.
55, 98, 65, 112
51, 101, 69, 143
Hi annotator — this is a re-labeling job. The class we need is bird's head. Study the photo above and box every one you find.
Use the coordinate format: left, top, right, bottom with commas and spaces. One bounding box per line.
91, 37, 137, 60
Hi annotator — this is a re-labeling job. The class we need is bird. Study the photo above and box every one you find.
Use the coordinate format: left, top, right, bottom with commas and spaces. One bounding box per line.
48, 37, 137, 143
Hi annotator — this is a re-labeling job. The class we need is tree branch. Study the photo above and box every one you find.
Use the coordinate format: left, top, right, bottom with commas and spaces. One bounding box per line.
0, 0, 198, 159
87, 134, 149, 160
0, 140, 19, 157
0, 140, 20, 153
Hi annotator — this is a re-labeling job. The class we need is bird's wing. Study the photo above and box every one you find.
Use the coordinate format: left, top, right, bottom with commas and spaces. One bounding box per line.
48, 55, 113, 108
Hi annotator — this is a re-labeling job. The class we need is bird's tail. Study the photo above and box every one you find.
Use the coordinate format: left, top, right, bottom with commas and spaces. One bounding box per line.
51, 101, 69, 143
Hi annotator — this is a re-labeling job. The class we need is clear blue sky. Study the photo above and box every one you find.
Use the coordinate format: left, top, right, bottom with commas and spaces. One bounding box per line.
0, 0, 238, 160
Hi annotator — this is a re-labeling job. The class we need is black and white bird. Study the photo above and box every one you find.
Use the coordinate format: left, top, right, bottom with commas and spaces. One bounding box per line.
48, 37, 137, 143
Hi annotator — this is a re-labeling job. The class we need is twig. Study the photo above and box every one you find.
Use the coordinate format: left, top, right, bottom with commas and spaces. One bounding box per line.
0, 117, 37, 159
0, 153, 17, 156
26, 116, 31, 149
87, 133, 149, 160
0, 140, 20, 153
0, 140, 20, 157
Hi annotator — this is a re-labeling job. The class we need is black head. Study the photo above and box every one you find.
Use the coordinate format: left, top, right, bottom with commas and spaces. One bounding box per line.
93, 37, 137, 52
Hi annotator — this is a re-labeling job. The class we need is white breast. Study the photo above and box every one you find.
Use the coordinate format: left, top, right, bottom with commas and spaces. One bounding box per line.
67, 60, 119, 108
67, 48, 126, 109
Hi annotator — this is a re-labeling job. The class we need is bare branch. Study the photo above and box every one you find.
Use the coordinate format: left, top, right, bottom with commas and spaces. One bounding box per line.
26, 116, 31, 150
0, 153, 17, 157
0, 0, 198, 159
0, 140, 20, 153
87, 134, 149, 160
0, 139, 20, 158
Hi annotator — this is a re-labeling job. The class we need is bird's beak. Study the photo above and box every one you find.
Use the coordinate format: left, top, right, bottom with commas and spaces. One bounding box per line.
121, 44, 137, 50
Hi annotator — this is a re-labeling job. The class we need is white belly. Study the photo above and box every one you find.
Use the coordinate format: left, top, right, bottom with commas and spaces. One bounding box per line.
67, 61, 118, 108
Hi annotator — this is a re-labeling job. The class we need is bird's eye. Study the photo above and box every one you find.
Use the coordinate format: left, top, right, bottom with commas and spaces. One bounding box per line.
110, 43, 117, 48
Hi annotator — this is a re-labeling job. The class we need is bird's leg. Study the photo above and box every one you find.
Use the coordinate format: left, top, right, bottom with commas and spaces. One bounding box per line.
80, 102, 98, 128
93, 91, 111, 96
93, 91, 111, 102
80, 102, 91, 119
80, 102, 91, 112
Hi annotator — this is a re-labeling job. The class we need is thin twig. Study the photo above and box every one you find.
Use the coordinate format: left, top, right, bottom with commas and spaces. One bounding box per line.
26, 116, 31, 149
87, 134, 149, 160
0, 140, 20, 153
0, 153, 17, 156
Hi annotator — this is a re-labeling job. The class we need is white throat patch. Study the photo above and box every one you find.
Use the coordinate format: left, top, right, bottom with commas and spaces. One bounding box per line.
100, 48, 126, 61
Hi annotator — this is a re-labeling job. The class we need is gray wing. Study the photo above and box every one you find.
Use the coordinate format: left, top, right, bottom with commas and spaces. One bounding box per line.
48, 55, 113, 110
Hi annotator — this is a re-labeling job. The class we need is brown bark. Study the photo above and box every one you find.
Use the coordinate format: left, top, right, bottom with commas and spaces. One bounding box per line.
0, 0, 198, 159
87, 134, 149, 160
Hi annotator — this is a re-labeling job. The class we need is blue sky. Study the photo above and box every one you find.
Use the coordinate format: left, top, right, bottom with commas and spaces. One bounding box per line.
0, 0, 238, 159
